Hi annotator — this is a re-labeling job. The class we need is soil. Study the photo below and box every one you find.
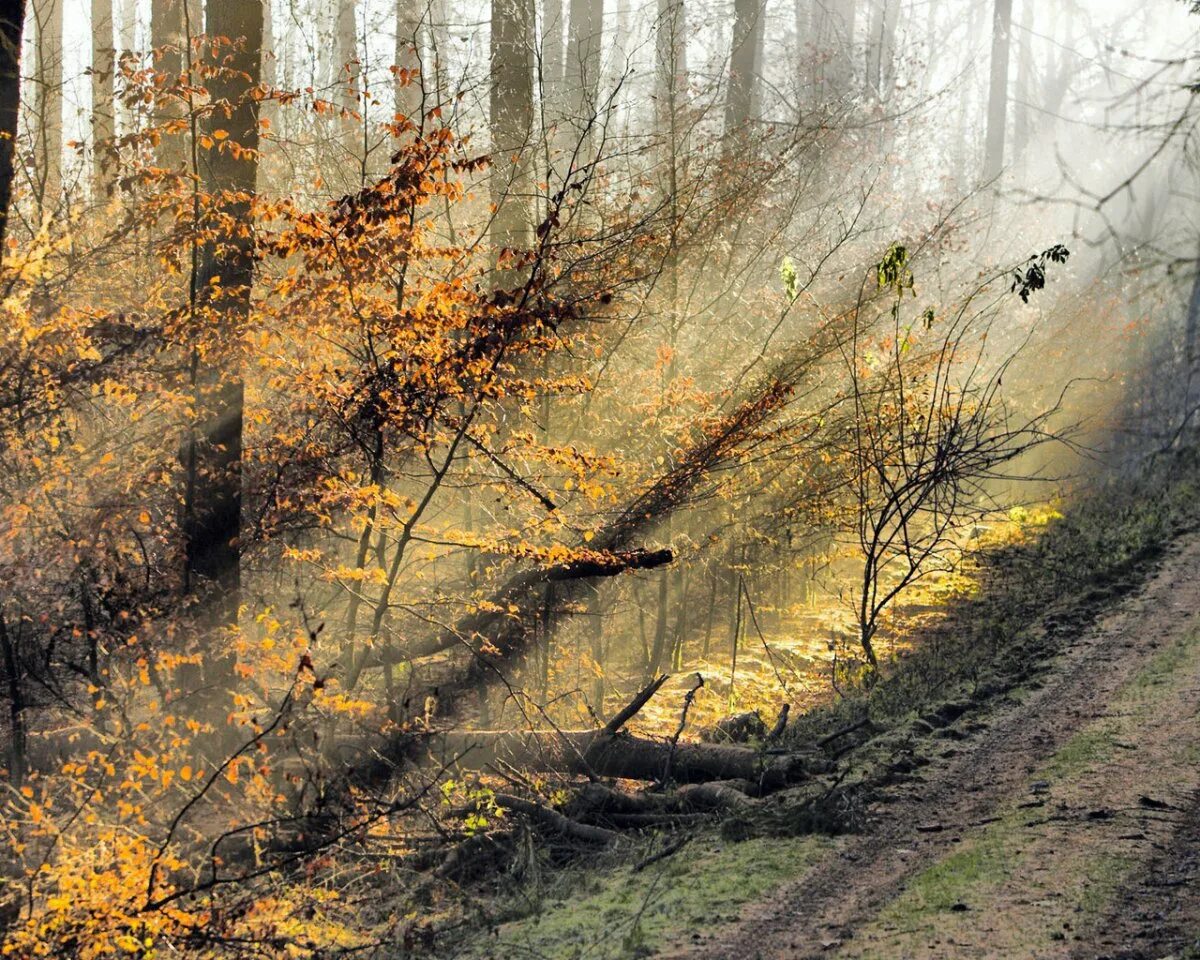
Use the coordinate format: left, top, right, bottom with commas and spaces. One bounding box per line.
660, 531, 1200, 960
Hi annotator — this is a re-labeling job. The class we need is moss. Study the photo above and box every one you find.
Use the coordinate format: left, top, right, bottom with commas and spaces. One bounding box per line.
454, 834, 830, 959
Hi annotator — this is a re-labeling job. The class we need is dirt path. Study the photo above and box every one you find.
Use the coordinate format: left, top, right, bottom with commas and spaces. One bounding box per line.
663, 532, 1200, 960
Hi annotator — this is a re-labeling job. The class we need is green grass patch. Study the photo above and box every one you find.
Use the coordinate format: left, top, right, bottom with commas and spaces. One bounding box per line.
454, 834, 829, 959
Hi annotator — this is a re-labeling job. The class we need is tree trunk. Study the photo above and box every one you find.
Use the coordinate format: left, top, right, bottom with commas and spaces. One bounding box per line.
647, 567, 671, 680
655, 0, 687, 133
32, 0, 63, 206
1012, 0, 1032, 164
0, 0, 26, 257
0, 613, 26, 785
150, 0, 186, 170
335, 0, 359, 159
92, 0, 116, 200
824, 0, 857, 94
427, 728, 821, 787
792, 0, 808, 101
866, 0, 898, 101
564, 0, 601, 150
723, 0, 762, 146
983, 0, 1012, 181
542, 0, 564, 101
183, 0, 262, 678
489, 0, 535, 277
395, 0, 423, 124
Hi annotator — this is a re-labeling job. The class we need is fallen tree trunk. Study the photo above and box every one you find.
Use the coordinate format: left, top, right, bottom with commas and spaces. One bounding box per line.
422, 728, 826, 788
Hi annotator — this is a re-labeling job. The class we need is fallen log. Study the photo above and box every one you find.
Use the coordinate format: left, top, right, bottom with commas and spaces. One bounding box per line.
676, 780, 760, 811
423, 728, 824, 788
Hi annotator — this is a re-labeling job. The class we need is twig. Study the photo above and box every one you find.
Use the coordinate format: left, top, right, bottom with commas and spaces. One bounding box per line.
661, 673, 704, 786
604, 674, 670, 736
633, 833, 693, 873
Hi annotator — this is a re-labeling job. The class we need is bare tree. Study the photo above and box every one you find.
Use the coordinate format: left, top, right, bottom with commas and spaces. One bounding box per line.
336, 0, 360, 157
843, 244, 1065, 666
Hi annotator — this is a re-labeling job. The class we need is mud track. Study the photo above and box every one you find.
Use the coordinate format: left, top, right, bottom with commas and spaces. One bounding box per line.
664, 533, 1200, 959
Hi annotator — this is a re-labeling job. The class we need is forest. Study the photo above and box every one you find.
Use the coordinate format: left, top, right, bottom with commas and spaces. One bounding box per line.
0, 0, 1199, 956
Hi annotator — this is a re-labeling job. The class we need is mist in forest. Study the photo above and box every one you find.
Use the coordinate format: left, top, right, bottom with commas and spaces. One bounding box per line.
0, 0, 1198, 954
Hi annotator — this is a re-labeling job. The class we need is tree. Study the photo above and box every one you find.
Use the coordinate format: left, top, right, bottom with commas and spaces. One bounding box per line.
151, 0, 188, 170
984, 0, 1013, 181
843, 243, 1066, 666
565, 0, 601, 147
395, 0, 423, 123
32, 0, 63, 206
542, 0, 565, 101
0, 0, 25, 256
92, 0, 116, 199
490, 0, 535, 273
336, 0, 360, 158
182, 0, 263, 664
865, 0, 899, 101
724, 0, 763, 145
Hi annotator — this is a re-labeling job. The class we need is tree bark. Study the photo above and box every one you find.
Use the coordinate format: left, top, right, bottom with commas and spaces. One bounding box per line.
92, 0, 116, 200
394, 0, 423, 123
724, 0, 763, 146
564, 0, 601, 149
150, 0, 186, 170
490, 0, 535, 275
427, 728, 820, 787
983, 0, 1013, 181
542, 0, 564, 99
32, 0, 63, 206
0, 0, 26, 258
335, 0, 359, 159
183, 0, 261, 673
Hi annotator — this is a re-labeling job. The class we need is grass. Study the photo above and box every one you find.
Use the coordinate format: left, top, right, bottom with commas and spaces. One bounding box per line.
871, 619, 1200, 951
452, 834, 830, 959
440, 448, 1200, 957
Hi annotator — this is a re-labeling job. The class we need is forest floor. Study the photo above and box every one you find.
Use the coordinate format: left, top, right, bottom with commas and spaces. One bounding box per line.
662, 524, 1200, 959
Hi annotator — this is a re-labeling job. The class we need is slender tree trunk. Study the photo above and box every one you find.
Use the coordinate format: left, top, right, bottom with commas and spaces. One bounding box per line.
589, 586, 605, 718
565, 0, 601, 148
0, 0, 26, 257
825, 0, 857, 94
395, 0, 423, 123
92, 0, 116, 200
0, 613, 26, 785
1185, 252, 1200, 369
983, 0, 1012, 182
1012, 0, 1032, 164
792, 0, 808, 101
336, 0, 359, 156
183, 0, 262, 674
151, 0, 187, 170
32, 0, 63, 207
646, 567, 670, 680
542, 0, 564, 101
723, 0, 762, 147
490, 0, 535, 276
